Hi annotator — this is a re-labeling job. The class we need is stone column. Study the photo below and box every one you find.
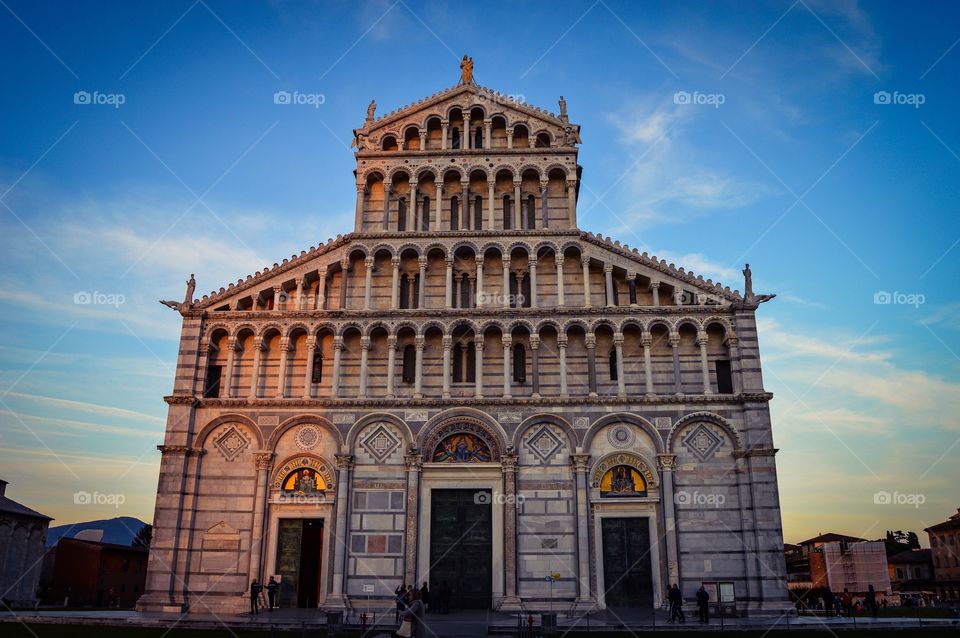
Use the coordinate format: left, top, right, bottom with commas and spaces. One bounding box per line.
501, 452, 521, 607
558, 335, 569, 398
604, 264, 615, 307
581, 255, 591, 308
303, 335, 316, 398
317, 269, 327, 310
698, 336, 712, 394
650, 280, 660, 306
409, 181, 418, 232
529, 258, 538, 309
331, 335, 343, 398
461, 180, 469, 229
296, 278, 306, 310
329, 453, 354, 607
467, 274, 476, 310
419, 130, 426, 151
247, 452, 274, 584
585, 334, 598, 397
670, 333, 682, 395
417, 256, 427, 309
556, 254, 565, 306
442, 335, 452, 399
566, 179, 577, 228
614, 332, 626, 397
657, 454, 681, 587
487, 180, 495, 229
506, 128, 513, 149
501, 256, 510, 308
464, 115, 472, 149
363, 256, 374, 310
223, 336, 237, 398
571, 454, 592, 602
445, 256, 454, 309
502, 335, 512, 398
726, 336, 742, 393
642, 335, 654, 396
383, 182, 392, 230
530, 335, 541, 398
272, 285, 282, 311
339, 257, 349, 309
540, 180, 549, 229
483, 120, 491, 149
414, 335, 425, 398
475, 256, 484, 307
441, 120, 448, 150
403, 451, 422, 585
359, 336, 371, 396
355, 183, 365, 230
628, 274, 638, 306
386, 335, 397, 398
248, 338, 263, 398
474, 340, 484, 398
276, 336, 290, 398
513, 181, 522, 230
391, 257, 400, 309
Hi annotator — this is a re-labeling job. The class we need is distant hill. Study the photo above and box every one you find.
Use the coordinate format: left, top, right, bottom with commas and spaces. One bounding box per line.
46, 516, 147, 548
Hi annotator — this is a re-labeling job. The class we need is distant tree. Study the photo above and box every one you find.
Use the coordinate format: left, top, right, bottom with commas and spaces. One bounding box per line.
133, 524, 153, 548
907, 532, 920, 549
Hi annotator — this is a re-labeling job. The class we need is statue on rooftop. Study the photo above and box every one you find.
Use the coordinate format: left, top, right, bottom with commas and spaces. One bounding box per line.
460, 55, 474, 85
366, 100, 376, 124
559, 96, 568, 121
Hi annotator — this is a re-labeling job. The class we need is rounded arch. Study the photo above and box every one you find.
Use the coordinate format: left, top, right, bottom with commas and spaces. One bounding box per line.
512, 414, 577, 451
646, 318, 673, 334
345, 412, 414, 450
533, 129, 554, 147
336, 321, 363, 337
703, 316, 735, 337
589, 317, 618, 334
370, 242, 397, 259
479, 241, 505, 258
491, 164, 516, 180
441, 166, 464, 182
419, 319, 447, 336
544, 163, 569, 179
422, 242, 449, 259
667, 412, 743, 452
195, 414, 264, 449
517, 163, 542, 180
589, 450, 660, 490
285, 321, 311, 339
231, 322, 257, 339
392, 320, 419, 337
401, 123, 421, 137
313, 321, 337, 338
271, 452, 337, 492
346, 244, 370, 259
583, 413, 664, 454
477, 319, 507, 336
257, 322, 284, 340
559, 239, 583, 254
534, 318, 562, 335
464, 165, 490, 181
561, 318, 590, 335
447, 317, 479, 335
506, 240, 533, 256
450, 239, 481, 255
364, 320, 391, 337
380, 134, 399, 152
466, 103, 488, 119
418, 408, 507, 460
361, 168, 386, 184
269, 414, 344, 451
415, 165, 441, 181
506, 318, 535, 335
534, 240, 560, 258
395, 242, 424, 258
675, 317, 703, 335
387, 166, 413, 182
619, 318, 645, 335
421, 113, 444, 129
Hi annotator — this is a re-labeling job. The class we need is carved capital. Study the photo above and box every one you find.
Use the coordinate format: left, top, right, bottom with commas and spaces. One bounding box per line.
335, 453, 355, 471
696, 336, 708, 347
386, 335, 398, 349
365, 255, 375, 269
613, 333, 624, 346
392, 256, 401, 268
656, 454, 677, 470
557, 335, 568, 348
254, 452, 274, 470
584, 334, 597, 349
571, 453, 591, 472
360, 336, 371, 350
581, 255, 590, 268
306, 335, 318, 348
418, 255, 428, 270
442, 335, 452, 349
724, 336, 739, 347
603, 263, 613, 274
555, 254, 564, 267
502, 335, 513, 349
649, 280, 661, 290
404, 452, 423, 470
501, 453, 518, 472
640, 335, 653, 348
415, 335, 425, 349
529, 334, 540, 350
333, 335, 344, 350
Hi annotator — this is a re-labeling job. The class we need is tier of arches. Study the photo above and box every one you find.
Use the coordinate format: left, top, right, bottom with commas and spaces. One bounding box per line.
212, 242, 718, 314
375, 106, 562, 153
357, 165, 574, 233
200, 317, 740, 402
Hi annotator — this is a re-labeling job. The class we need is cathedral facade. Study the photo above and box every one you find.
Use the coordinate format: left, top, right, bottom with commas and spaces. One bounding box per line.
138, 71, 789, 616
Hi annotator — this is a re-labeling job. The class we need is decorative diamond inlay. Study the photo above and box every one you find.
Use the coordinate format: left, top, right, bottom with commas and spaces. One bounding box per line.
606, 425, 636, 450
524, 426, 564, 464
682, 423, 724, 462
214, 426, 249, 462
361, 424, 401, 462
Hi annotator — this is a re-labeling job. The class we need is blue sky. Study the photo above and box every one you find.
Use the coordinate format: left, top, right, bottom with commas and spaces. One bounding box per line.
0, 0, 957, 543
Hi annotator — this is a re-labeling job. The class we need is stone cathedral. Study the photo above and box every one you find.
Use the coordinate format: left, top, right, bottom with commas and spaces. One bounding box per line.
139, 65, 790, 616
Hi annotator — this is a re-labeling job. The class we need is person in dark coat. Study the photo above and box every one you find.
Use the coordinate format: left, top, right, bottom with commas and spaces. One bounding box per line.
866, 585, 878, 618
696, 585, 710, 624
420, 582, 430, 614
668, 584, 685, 623
266, 576, 279, 611
249, 579, 262, 615
395, 583, 406, 622
400, 589, 426, 638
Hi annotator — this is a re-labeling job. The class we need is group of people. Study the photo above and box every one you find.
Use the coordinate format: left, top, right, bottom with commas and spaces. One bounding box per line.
394, 581, 454, 620
814, 585, 881, 617
248, 576, 280, 615
667, 584, 712, 624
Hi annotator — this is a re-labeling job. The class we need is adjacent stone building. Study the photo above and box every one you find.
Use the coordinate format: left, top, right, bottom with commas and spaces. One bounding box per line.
0, 479, 52, 606
138, 68, 790, 616
926, 508, 960, 601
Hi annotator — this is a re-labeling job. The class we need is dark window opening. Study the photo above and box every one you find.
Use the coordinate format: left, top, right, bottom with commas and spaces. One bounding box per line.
402, 345, 416, 384
311, 351, 324, 383
203, 364, 222, 398
502, 195, 512, 229
474, 127, 483, 149
521, 273, 531, 308
451, 196, 459, 230
609, 349, 618, 381
715, 360, 733, 394
397, 197, 407, 231
474, 196, 483, 229
451, 127, 460, 149
399, 274, 410, 309
513, 343, 526, 383
422, 196, 430, 231
526, 194, 536, 229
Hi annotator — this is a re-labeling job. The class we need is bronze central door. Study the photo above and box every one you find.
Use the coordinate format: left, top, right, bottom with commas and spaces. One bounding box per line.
429, 489, 492, 609
601, 517, 653, 608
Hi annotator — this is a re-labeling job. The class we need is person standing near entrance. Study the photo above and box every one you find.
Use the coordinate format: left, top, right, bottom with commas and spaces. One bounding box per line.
399, 589, 425, 638
696, 585, 710, 624
668, 584, 685, 623
420, 582, 430, 614
266, 576, 279, 611
395, 583, 407, 622
866, 585, 879, 618
249, 579, 263, 615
